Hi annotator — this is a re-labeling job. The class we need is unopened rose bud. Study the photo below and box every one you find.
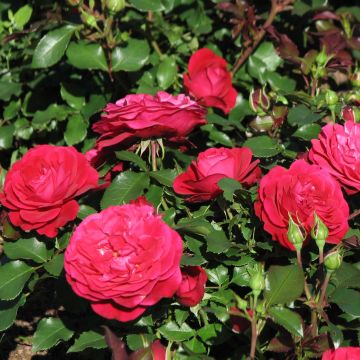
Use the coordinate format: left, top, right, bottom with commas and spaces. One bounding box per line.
325, 90, 339, 106
350, 71, 360, 88
311, 212, 328, 252
287, 214, 305, 251
249, 88, 270, 115
316, 49, 328, 67
341, 106, 360, 123
105, 0, 126, 12
249, 115, 274, 132
324, 251, 342, 272
255, 299, 265, 315
249, 265, 265, 297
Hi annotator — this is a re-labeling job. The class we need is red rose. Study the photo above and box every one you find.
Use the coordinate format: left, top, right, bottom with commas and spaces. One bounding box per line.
176, 266, 207, 307
308, 121, 360, 194
229, 307, 253, 333
0, 145, 98, 238
173, 147, 261, 202
64, 198, 183, 322
322, 347, 360, 360
183, 48, 237, 113
255, 160, 349, 250
92, 91, 207, 151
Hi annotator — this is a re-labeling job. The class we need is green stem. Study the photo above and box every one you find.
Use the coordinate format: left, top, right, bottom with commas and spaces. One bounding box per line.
319, 271, 332, 306
151, 140, 157, 172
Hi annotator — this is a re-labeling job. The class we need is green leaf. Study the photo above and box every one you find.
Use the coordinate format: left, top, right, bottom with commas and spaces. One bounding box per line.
206, 230, 231, 254
157, 56, 177, 90
149, 169, 177, 187
64, 114, 88, 146
66, 42, 108, 71
264, 265, 304, 306
145, 185, 163, 208
0, 261, 34, 300
330, 288, 360, 317
292, 123, 321, 141
32, 317, 74, 352
68, 331, 106, 352
77, 205, 97, 220
112, 39, 150, 72
115, 150, 148, 171
44, 254, 64, 277
0, 81, 22, 101
60, 83, 85, 110
287, 105, 322, 126
159, 321, 195, 342
175, 217, 213, 236
0, 295, 26, 332
252, 42, 282, 72
0, 125, 14, 150
207, 265, 229, 286
126, 334, 156, 351
129, 0, 174, 11
184, 337, 206, 354
4, 238, 52, 263
232, 266, 251, 287
101, 171, 150, 209
269, 306, 304, 337
32, 104, 70, 129
13, 5, 32, 30
218, 178, 242, 202
32, 25, 77, 68
243, 136, 282, 158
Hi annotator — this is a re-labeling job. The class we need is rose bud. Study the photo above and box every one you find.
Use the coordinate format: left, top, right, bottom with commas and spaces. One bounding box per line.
249, 264, 265, 297
229, 307, 253, 334
341, 106, 360, 123
249, 88, 270, 116
325, 90, 338, 106
324, 250, 342, 273
176, 266, 207, 307
311, 211, 328, 253
106, 0, 126, 13
287, 214, 306, 252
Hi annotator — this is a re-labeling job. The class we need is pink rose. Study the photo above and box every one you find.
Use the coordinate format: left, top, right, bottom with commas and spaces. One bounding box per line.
183, 48, 237, 113
308, 121, 360, 194
255, 160, 349, 250
64, 198, 183, 322
176, 266, 207, 307
322, 347, 360, 360
92, 91, 207, 151
0, 145, 98, 238
173, 147, 261, 202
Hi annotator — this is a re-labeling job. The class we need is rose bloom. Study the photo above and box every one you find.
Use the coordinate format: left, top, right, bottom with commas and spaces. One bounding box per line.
173, 147, 261, 202
64, 198, 183, 322
183, 48, 237, 114
322, 347, 360, 360
92, 91, 207, 151
308, 121, 360, 194
255, 160, 349, 250
176, 266, 207, 307
0, 145, 98, 238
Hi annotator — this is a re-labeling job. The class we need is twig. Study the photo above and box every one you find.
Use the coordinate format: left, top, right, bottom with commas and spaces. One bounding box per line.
349, 209, 360, 220
319, 272, 332, 306
231, 0, 294, 76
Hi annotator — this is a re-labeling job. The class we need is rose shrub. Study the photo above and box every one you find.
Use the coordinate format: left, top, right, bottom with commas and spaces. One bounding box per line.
64, 198, 183, 322
0, 1, 360, 359
255, 160, 349, 250
173, 147, 261, 202
0, 145, 98, 237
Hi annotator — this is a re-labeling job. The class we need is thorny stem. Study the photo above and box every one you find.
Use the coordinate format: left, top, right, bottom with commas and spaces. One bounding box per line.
319, 272, 332, 307
349, 208, 360, 220
249, 313, 257, 359
231, 0, 294, 76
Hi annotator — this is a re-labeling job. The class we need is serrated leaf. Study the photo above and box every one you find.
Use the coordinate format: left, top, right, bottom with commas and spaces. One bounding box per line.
66, 42, 108, 71
13, 5, 32, 30
330, 288, 360, 317
292, 123, 321, 141
287, 105, 322, 126
4, 238, 52, 263
206, 230, 231, 254
269, 306, 303, 337
32, 25, 77, 68
77, 205, 97, 220
159, 321, 195, 342
243, 136, 282, 158
264, 265, 304, 306
0, 125, 15, 150
206, 266, 229, 286
149, 169, 177, 187
44, 254, 64, 277
0, 261, 34, 300
68, 331, 106, 352
126, 334, 155, 351
0, 294, 26, 332
32, 317, 74, 352
115, 150, 148, 171
157, 56, 177, 89
218, 178, 242, 202
101, 171, 150, 209
64, 114, 88, 145
112, 39, 150, 72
